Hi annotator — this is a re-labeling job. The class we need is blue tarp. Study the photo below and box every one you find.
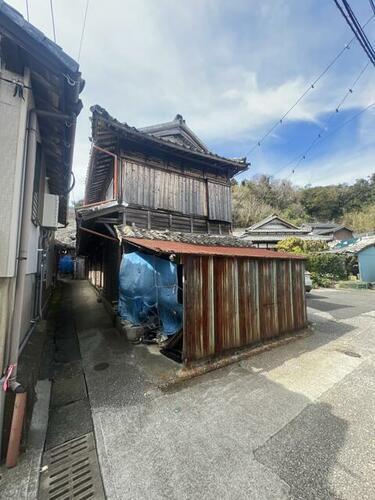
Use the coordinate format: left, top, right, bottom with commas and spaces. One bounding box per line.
58, 255, 74, 274
118, 251, 182, 336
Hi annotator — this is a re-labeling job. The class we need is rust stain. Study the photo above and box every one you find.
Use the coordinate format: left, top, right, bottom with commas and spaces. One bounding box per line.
183, 255, 307, 364
124, 238, 306, 260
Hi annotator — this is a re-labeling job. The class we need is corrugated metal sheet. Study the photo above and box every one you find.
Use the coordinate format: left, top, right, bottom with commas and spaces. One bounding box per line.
123, 238, 305, 260
182, 256, 307, 363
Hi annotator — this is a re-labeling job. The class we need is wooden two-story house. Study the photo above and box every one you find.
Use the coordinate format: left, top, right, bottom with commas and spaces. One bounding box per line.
82, 105, 248, 234
77, 106, 307, 366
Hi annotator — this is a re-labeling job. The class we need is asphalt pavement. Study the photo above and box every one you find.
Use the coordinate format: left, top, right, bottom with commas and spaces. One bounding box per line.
72, 282, 375, 500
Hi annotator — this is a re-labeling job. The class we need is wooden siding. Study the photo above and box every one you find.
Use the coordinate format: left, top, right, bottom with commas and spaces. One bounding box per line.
122, 159, 232, 223
182, 256, 306, 364
124, 207, 231, 234
123, 160, 208, 216
207, 181, 232, 222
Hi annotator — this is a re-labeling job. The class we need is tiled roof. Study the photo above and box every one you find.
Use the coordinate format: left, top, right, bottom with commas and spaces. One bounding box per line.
247, 214, 302, 232
313, 225, 352, 235
0, 0, 79, 73
118, 225, 256, 248
240, 234, 331, 242
90, 105, 248, 169
330, 236, 375, 254
55, 219, 76, 249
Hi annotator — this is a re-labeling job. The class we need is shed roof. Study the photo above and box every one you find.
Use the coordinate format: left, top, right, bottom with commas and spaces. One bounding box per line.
124, 238, 305, 259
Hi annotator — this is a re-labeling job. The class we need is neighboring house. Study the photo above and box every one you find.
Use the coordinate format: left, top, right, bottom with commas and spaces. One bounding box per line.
239, 214, 331, 249
0, 1, 83, 454
331, 236, 375, 282
302, 222, 353, 241
77, 108, 307, 367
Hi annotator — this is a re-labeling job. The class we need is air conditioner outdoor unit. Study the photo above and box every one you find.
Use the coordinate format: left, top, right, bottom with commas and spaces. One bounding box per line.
42, 194, 59, 229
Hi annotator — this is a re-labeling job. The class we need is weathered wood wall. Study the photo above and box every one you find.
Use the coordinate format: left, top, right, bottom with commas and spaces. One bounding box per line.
121, 157, 232, 223
123, 206, 231, 234
182, 256, 306, 364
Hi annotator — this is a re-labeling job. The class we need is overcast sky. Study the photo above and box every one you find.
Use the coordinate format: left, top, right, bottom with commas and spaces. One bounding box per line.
7, 0, 375, 200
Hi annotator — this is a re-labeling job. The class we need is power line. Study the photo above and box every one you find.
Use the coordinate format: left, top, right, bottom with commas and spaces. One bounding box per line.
78, 0, 90, 62
333, 1, 375, 65
49, 0, 56, 43
283, 100, 375, 181
25, 0, 29, 21
272, 60, 372, 178
370, 0, 375, 15
342, 0, 375, 64
245, 14, 374, 156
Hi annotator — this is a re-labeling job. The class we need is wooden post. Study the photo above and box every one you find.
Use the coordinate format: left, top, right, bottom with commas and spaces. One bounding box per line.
6, 392, 27, 468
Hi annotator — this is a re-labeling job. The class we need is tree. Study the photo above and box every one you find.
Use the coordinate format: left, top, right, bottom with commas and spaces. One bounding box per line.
277, 237, 328, 254
342, 204, 375, 233
231, 174, 375, 233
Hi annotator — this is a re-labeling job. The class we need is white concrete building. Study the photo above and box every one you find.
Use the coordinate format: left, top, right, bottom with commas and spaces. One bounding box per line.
0, 0, 83, 454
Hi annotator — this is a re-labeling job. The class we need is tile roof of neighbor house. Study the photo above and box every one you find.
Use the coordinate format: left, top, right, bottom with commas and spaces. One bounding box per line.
55, 218, 76, 249
240, 234, 332, 242
313, 225, 352, 235
123, 237, 306, 260
302, 222, 338, 230
247, 214, 306, 232
330, 236, 375, 254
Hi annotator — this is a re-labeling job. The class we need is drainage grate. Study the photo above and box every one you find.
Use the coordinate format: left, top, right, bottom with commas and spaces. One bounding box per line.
39, 433, 105, 500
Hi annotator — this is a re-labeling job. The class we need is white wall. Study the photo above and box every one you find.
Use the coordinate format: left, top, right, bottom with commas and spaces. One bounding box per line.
0, 69, 29, 277
27, 224, 40, 274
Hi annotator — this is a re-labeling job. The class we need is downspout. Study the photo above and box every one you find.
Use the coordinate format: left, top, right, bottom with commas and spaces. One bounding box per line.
6, 109, 38, 392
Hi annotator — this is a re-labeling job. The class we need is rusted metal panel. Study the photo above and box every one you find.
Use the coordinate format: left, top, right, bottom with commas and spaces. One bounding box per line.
123, 238, 306, 260
183, 255, 307, 364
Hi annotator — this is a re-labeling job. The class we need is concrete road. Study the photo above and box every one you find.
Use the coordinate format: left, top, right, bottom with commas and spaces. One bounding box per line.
73, 282, 375, 500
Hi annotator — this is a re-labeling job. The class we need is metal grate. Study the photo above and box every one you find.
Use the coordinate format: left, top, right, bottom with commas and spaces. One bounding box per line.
39, 433, 105, 500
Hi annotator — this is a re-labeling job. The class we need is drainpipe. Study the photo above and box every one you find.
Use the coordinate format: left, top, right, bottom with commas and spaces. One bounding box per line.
6, 109, 38, 392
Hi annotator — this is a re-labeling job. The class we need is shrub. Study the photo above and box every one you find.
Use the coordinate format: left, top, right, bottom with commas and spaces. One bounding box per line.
277, 237, 328, 254
307, 254, 347, 287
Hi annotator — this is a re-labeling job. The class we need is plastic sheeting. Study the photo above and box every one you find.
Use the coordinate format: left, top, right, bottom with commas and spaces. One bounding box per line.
118, 251, 182, 336
58, 255, 74, 274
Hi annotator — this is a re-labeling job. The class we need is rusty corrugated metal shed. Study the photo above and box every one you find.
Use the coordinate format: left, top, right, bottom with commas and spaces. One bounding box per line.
124, 238, 305, 260
182, 256, 307, 364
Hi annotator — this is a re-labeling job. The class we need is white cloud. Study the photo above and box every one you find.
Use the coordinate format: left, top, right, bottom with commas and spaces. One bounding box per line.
5, 0, 375, 198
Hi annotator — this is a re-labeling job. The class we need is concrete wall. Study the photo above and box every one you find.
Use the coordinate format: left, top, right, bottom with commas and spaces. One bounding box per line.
358, 246, 375, 282
0, 69, 29, 277
20, 273, 36, 345
0, 278, 14, 373
0, 67, 53, 370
